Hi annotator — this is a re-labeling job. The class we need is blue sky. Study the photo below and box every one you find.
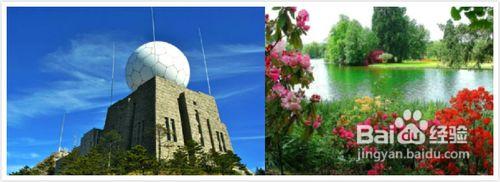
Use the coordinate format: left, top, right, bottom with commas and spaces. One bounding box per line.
7, 7, 264, 174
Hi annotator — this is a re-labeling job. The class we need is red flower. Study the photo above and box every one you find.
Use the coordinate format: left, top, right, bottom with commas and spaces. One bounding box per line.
483, 117, 491, 125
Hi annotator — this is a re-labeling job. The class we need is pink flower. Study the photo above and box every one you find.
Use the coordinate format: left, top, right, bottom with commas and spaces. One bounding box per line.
299, 54, 311, 69
363, 146, 377, 153
281, 92, 302, 111
272, 82, 288, 97
358, 118, 371, 126
289, 7, 297, 13
270, 51, 279, 59
288, 55, 299, 67
381, 113, 388, 120
310, 94, 321, 102
267, 67, 280, 81
313, 115, 322, 129
288, 102, 301, 111
343, 130, 354, 139
430, 118, 440, 126
296, 9, 310, 31
332, 126, 354, 139
272, 39, 286, 55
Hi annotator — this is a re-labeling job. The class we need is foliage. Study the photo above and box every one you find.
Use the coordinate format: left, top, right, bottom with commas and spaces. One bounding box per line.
439, 20, 493, 68
425, 41, 445, 61
11, 134, 249, 175
325, 15, 378, 65
10, 166, 35, 175
407, 19, 430, 59
451, 7, 493, 30
276, 87, 493, 175
265, 7, 322, 174
254, 167, 266, 175
302, 42, 326, 59
378, 53, 393, 63
372, 7, 410, 62
365, 50, 384, 65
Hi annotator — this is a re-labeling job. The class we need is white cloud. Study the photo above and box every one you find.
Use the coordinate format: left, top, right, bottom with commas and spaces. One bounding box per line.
214, 85, 262, 101
186, 43, 263, 83
8, 34, 139, 126
7, 151, 41, 159
8, 137, 58, 147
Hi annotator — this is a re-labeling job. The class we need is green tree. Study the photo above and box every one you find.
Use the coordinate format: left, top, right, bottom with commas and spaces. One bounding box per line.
325, 15, 350, 63
407, 19, 430, 59
122, 145, 157, 174
10, 166, 34, 175
440, 20, 462, 67
472, 37, 493, 68
372, 7, 410, 62
325, 15, 378, 65
439, 20, 492, 68
425, 40, 445, 61
302, 42, 326, 59
255, 167, 266, 175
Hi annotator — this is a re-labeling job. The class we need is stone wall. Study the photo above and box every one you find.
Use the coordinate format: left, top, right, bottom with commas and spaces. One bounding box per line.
79, 128, 102, 156
103, 77, 156, 156
178, 85, 233, 153
154, 76, 186, 159
95, 76, 233, 159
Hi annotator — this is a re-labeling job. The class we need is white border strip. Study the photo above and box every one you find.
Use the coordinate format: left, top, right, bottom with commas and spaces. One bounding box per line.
1, 1, 498, 182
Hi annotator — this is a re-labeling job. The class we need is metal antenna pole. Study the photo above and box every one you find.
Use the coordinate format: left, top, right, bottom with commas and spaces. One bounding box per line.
58, 113, 66, 153
110, 42, 115, 106
198, 28, 212, 95
150, 7, 158, 66
150, 7, 156, 42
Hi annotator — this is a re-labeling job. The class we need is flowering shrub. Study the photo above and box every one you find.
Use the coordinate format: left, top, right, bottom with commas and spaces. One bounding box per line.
418, 87, 493, 175
265, 7, 322, 174
276, 87, 493, 175
329, 87, 493, 175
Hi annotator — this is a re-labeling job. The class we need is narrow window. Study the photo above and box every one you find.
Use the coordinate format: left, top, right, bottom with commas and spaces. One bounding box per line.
207, 119, 215, 150
216, 131, 223, 151
165, 117, 171, 141
171, 119, 177, 142
220, 132, 227, 152
195, 110, 204, 146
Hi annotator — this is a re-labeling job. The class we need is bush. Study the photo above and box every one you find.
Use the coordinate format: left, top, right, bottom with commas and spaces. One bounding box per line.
378, 53, 393, 63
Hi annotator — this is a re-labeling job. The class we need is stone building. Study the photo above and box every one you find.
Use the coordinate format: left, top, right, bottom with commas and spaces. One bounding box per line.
79, 128, 102, 156
78, 76, 233, 159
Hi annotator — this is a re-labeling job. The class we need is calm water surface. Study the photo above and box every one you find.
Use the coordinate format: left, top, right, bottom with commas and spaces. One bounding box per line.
305, 59, 493, 102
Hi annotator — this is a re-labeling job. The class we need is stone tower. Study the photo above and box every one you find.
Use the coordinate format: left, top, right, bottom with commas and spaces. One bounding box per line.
80, 76, 233, 159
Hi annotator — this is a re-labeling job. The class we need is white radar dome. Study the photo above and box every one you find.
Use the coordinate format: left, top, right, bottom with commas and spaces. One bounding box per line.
125, 41, 190, 90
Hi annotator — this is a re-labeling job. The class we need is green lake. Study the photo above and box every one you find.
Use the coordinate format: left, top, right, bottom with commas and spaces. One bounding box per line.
307, 59, 494, 102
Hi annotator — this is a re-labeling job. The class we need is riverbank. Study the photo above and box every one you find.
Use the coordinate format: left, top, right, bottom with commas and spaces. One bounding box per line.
368, 60, 493, 69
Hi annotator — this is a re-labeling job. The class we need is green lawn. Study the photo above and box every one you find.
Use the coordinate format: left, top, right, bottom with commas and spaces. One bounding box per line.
369, 60, 493, 69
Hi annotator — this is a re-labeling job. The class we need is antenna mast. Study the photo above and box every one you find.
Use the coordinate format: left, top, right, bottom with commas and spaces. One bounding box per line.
198, 28, 212, 95
150, 7, 158, 66
58, 113, 66, 153
150, 7, 156, 42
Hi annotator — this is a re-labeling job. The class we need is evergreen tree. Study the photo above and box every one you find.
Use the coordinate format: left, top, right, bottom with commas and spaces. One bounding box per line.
372, 7, 410, 62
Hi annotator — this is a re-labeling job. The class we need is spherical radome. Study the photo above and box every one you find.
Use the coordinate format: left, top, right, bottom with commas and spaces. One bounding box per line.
125, 41, 190, 90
